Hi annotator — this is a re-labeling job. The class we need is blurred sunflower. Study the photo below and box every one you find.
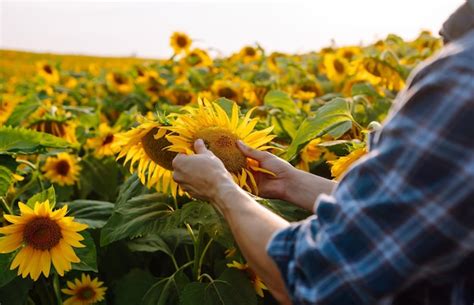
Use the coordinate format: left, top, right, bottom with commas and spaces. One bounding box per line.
329, 147, 367, 180
166, 86, 196, 106
324, 54, 350, 84
85, 123, 120, 158
106, 72, 133, 94
42, 153, 81, 186
62, 273, 107, 305
239, 46, 261, 63
267, 52, 286, 72
183, 48, 212, 67
166, 99, 275, 194
352, 57, 405, 91
30, 118, 78, 143
36, 61, 60, 84
112, 119, 182, 197
0, 94, 20, 125
211, 79, 242, 103
297, 138, 336, 172
227, 261, 267, 297
0, 200, 87, 280
170, 32, 192, 54
336, 46, 362, 61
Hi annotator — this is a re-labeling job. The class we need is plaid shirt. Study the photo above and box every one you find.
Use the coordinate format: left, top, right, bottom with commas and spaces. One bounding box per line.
267, 30, 474, 305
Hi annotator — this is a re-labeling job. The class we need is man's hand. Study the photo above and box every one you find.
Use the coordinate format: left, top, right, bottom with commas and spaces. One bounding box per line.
238, 140, 337, 211
172, 139, 236, 202
237, 140, 295, 200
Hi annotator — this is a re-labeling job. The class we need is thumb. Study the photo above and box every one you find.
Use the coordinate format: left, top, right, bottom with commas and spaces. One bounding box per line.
237, 140, 270, 161
194, 139, 210, 155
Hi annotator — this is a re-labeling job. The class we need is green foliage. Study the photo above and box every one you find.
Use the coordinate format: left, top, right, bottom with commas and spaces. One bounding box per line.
26, 186, 56, 208
142, 270, 189, 305
114, 269, 158, 305
72, 231, 98, 272
0, 253, 17, 288
0, 165, 13, 197
0, 126, 72, 155
286, 98, 355, 160
5, 99, 40, 127
264, 90, 298, 114
59, 199, 114, 229
78, 156, 120, 201
180, 269, 257, 305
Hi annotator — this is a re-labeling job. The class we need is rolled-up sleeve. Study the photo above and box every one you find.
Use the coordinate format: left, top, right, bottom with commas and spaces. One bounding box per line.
267, 48, 474, 305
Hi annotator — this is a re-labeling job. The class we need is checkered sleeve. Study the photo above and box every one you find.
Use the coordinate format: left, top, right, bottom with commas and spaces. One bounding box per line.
267, 47, 474, 305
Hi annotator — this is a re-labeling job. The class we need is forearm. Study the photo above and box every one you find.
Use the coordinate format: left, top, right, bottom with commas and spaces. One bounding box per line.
282, 169, 337, 211
214, 183, 292, 305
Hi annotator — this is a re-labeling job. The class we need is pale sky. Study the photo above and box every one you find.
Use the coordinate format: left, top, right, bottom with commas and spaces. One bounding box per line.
0, 0, 465, 58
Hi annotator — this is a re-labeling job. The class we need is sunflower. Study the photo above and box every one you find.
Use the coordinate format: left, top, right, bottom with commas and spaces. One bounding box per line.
42, 153, 81, 186
37, 61, 60, 84
183, 48, 212, 67
211, 80, 242, 103
166, 86, 196, 106
0, 94, 20, 125
227, 261, 267, 297
328, 147, 367, 180
336, 46, 362, 61
170, 32, 192, 54
31, 119, 78, 143
267, 52, 286, 72
239, 46, 260, 63
0, 200, 88, 280
106, 72, 133, 94
296, 138, 336, 172
166, 98, 275, 194
352, 57, 405, 91
112, 119, 182, 198
62, 273, 107, 305
85, 123, 120, 158
324, 54, 350, 84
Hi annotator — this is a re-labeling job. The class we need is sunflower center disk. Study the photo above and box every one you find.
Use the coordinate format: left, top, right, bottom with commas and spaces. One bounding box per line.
195, 128, 246, 173
77, 286, 96, 300
55, 160, 71, 176
176, 36, 188, 48
142, 128, 177, 171
23, 217, 62, 250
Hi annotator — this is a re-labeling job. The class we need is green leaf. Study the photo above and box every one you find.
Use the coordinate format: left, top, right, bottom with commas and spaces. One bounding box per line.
264, 90, 297, 114
26, 186, 56, 209
5, 99, 40, 127
79, 156, 119, 201
180, 269, 257, 305
0, 253, 17, 288
214, 98, 236, 117
114, 269, 157, 305
286, 98, 354, 160
0, 126, 72, 155
0, 277, 33, 305
143, 271, 189, 305
59, 200, 114, 229
0, 165, 13, 197
72, 231, 97, 272
100, 193, 176, 246
179, 201, 233, 248
126, 234, 174, 256
261, 199, 311, 222
116, 174, 148, 207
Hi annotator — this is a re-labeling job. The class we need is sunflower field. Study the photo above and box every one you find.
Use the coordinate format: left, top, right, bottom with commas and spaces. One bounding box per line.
0, 31, 441, 305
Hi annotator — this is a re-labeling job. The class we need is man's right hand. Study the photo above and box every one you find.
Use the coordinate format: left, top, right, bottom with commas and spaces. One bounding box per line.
238, 140, 337, 211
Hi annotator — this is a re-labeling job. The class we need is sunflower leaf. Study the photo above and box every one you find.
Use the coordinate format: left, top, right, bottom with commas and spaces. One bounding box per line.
0, 126, 72, 155
179, 269, 257, 305
58, 199, 114, 229
0, 253, 17, 288
142, 270, 189, 305
286, 98, 354, 160
26, 186, 56, 209
5, 98, 40, 127
264, 90, 298, 114
72, 231, 97, 272
0, 165, 13, 198
115, 269, 158, 305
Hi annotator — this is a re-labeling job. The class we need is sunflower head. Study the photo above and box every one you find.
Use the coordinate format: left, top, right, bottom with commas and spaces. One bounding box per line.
324, 54, 350, 83
113, 119, 182, 197
62, 273, 107, 305
85, 123, 120, 158
0, 200, 88, 280
0, 94, 20, 125
239, 46, 260, 63
184, 48, 212, 67
170, 32, 192, 54
106, 72, 133, 94
328, 147, 367, 180
30, 118, 78, 143
42, 152, 81, 186
36, 61, 60, 84
166, 98, 275, 194
211, 80, 242, 103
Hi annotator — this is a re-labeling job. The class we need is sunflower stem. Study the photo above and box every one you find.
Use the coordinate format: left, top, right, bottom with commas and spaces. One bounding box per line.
12, 171, 39, 203
197, 238, 213, 280
53, 273, 63, 305
16, 159, 37, 171
192, 227, 205, 281
0, 197, 13, 215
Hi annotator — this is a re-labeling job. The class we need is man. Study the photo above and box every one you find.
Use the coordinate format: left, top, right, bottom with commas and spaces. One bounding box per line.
172, 2, 474, 304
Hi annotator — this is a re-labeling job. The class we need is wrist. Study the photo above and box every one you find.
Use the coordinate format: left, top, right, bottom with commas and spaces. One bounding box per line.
280, 168, 304, 202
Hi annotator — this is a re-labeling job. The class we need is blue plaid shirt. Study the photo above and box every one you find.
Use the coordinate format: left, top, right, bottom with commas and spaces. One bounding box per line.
267, 30, 474, 305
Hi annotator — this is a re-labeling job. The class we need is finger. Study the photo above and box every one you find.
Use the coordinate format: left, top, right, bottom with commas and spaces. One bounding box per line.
194, 139, 209, 154
171, 153, 186, 169
237, 140, 271, 161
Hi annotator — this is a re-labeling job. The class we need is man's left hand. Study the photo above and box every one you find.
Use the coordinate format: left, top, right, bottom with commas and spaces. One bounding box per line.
172, 139, 236, 202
